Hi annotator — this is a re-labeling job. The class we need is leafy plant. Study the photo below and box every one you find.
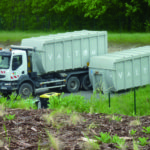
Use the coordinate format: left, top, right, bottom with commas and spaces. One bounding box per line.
142, 126, 150, 134
111, 134, 125, 144
5, 114, 15, 120
0, 96, 7, 105
130, 129, 137, 136
111, 134, 126, 149
2, 92, 37, 110
111, 115, 122, 122
95, 132, 111, 143
138, 137, 149, 146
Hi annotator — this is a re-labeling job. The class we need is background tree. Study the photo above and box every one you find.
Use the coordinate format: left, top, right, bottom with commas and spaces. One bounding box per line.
0, 0, 150, 32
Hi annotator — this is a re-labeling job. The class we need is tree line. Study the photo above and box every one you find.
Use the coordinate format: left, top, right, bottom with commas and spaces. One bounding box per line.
0, 0, 150, 32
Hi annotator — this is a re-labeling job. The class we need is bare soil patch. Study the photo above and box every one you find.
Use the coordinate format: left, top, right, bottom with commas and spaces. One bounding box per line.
108, 42, 145, 53
1, 108, 150, 150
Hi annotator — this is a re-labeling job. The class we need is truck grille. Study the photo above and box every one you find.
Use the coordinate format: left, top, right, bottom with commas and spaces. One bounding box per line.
0, 75, 5, 78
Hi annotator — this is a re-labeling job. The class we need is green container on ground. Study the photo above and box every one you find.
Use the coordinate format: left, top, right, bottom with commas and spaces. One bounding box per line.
89, 46, 150, 93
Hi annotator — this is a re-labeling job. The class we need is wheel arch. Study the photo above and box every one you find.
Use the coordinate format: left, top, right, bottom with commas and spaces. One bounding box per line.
17, 75, 35, 93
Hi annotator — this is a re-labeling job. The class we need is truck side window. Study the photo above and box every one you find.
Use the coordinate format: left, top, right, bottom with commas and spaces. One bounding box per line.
12, 55, 22, 70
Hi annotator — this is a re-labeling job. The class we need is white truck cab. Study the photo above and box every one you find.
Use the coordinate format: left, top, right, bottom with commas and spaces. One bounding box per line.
0, 45, 68, 98
0, 46, 33, 97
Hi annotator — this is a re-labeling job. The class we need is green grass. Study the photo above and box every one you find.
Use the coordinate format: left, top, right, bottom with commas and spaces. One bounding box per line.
0, 31, 150, 45
0, 84, 150, 116
48, 85, 150, 116
108, 32, 150, 44
0, 30, 62, 42
0, 93, 37, 110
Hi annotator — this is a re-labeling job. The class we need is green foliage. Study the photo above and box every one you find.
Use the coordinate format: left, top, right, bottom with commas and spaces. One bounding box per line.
111, 115, 122, 122
111, 134, 125, 144
95, 132, 111, 143
142, 126, 150, 134
47, 85, 150, 116
0, 93, 37, 110
48, 93, 89, 113
111, 135, 126, 149
5, 114, 15, 120
95, 132, 126, 148
129, 129, 137, 136
138, 137, 149, 146
0, 0, 150, 31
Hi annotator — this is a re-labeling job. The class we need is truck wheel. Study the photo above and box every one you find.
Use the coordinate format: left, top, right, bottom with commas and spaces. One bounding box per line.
66, 76, 80, 93
81, 74, 92, 90
19, 83, 33, 99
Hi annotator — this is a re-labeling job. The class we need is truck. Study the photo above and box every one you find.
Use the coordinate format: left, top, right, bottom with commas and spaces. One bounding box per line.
0, 30, 107, 98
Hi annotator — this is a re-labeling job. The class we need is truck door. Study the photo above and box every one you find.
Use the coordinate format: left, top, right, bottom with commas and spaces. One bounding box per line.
11, 53, 27, 80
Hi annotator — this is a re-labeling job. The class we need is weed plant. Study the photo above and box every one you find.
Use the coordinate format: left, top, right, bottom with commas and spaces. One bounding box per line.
138, 137, 149, 146
46, 130, 61, 150
142, 126, 150, 134
129, 129, 137, 136
110, 115, 122, 122
95, 132, 111, 143
94, 132, 126, 148
0, 93, 37, 109
5, 114, 15, 120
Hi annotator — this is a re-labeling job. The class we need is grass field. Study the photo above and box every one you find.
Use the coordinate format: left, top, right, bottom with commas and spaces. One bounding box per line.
0, 31, 150, 44
108, 32, 150, 44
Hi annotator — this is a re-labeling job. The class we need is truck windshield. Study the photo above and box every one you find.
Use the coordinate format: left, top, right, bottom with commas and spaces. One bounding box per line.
0, 56, 10, 69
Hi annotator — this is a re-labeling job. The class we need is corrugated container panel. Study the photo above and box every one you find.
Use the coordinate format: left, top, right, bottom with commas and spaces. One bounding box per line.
89, 46, 150, 93
21, 30, 107, 75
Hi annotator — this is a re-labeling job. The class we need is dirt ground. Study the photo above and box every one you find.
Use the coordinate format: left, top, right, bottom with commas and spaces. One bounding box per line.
1, 42, 150, 150
1, 108, 150, 150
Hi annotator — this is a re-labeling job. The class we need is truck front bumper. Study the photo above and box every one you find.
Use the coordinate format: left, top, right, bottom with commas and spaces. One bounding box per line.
0, 81, 18, 93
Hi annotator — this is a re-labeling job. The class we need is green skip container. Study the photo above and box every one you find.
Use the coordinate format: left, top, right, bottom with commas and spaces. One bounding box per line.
89, 46, 150, 93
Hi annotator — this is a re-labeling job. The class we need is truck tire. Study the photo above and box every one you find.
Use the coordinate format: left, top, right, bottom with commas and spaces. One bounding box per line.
81, 74, 92, 90
66, 76, 80, 93
19, 83, 33, 99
